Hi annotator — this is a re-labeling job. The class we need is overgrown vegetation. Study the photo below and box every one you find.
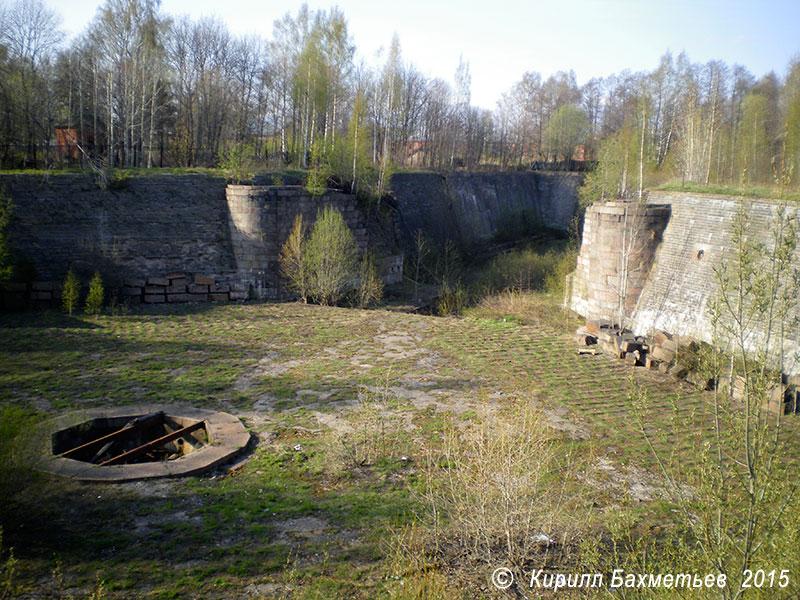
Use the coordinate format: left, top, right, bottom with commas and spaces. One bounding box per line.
61, 269, 80, 315
0, 195, 11, 285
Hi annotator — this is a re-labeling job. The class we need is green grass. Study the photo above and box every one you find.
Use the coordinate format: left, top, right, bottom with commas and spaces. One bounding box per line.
655, 180, 800, 202
1, 300, 797, 598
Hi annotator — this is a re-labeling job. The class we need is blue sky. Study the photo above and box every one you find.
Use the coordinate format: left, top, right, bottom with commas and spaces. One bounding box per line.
45, 0, 800, 109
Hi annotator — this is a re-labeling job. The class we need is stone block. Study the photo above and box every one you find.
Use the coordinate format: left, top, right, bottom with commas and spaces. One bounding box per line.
620, 340, 640, 353
652, 330, 672, 346
214, 284, 231, 293
1, 282, 27, 292
651, 345, 675, 363
148, 277, 169, 286
167, 293, 192, 303
168, 278, 188, 287
194, 276, 215, 286
124, 279, 145, 288
586, 319, 611, 334
145, 285, 166, 294
164, 270, 187, 280
144, 294, 165, 303
229, 291, 249, 300
166, 285, 187, 294
189, 293, 209, 302
188, 284, 209, 294
209, 293, 229, 302
668, 364, 689, 380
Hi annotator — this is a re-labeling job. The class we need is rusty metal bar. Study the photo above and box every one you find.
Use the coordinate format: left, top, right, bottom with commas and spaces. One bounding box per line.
57, 411, 165, 458
99, 420, 206, 466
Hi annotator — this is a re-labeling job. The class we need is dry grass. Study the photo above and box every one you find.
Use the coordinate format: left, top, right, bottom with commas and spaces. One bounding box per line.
418, 398, 582, 569
467, 288, 580, 330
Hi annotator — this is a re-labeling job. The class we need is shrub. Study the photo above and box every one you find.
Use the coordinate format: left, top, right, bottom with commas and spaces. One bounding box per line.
217, 142, 256, 183
62, 269, 80, 315
303, 206, 357, 306
279, 215, 308, 303
356, 251, 383, 308
85, 270, 104, 315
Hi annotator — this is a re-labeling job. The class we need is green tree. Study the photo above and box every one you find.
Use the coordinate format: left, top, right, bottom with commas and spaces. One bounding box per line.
84, 270, 104, 314
303, 206, 357, 305
61, 269, 80, 315
543, 104, 589, 163
279, 214, 308, 303
305, 138, 330, 196
735, 93, 771, 184
578, 120, 638, 205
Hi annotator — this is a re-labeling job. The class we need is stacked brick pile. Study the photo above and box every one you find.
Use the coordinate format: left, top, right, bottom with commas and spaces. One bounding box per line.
121, 272, 249, 304
577, 321, 798, 415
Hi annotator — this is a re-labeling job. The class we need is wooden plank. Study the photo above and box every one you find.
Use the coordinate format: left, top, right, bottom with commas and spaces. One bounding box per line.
99, 420, 206, 466
58, 411, 165, 458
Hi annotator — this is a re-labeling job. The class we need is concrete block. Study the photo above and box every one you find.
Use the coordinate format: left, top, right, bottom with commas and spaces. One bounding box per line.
147, 277, 169, 286
209, 293, 229, 302
189, 293, 209, 302
194, 276, 215, 286
144, 294, 165, 303
188, 284, 209, 294
166, 285, 187, 294
214, 284, 231, 293
145, 285, 166, 294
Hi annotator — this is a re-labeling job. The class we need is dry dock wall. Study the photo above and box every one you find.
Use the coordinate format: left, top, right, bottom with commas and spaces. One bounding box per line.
570, 191, 800, 374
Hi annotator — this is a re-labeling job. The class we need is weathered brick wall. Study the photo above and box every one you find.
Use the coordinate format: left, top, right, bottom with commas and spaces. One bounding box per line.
571, 192, 800, 375
390, 171, 581, 245
226, 185, 368, 299
1, 173, 234, 285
